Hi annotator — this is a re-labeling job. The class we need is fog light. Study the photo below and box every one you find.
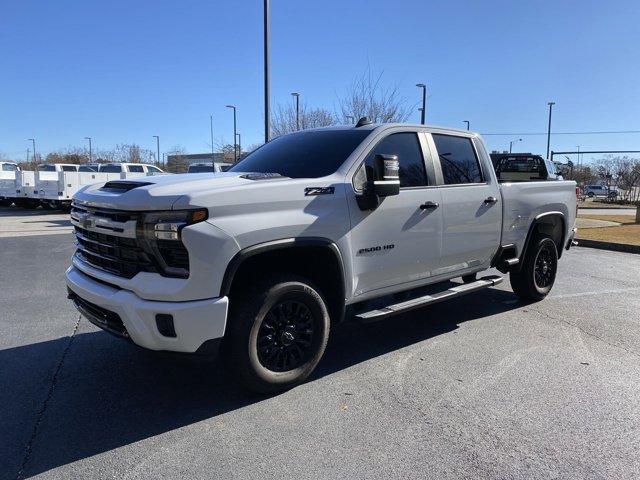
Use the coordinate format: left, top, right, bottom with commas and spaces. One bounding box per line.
155, 314, 176, 337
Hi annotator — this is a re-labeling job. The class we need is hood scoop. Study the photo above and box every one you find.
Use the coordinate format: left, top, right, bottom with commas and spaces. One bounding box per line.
239, 172, 283, 181
100, 180, 153, 192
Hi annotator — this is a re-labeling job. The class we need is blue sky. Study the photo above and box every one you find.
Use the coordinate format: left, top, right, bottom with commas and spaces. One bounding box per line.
2, 0, 639, 163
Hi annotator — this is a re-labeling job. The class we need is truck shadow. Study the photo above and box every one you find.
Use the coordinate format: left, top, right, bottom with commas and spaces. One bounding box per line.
4, 287, 520, 478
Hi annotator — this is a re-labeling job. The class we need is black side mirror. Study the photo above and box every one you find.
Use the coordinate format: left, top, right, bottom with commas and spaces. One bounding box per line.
356, 154, 400, 210
372, 154, 400, 197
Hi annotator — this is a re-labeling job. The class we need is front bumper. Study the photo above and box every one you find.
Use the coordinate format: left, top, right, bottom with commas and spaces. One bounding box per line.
66, 266, 228, 352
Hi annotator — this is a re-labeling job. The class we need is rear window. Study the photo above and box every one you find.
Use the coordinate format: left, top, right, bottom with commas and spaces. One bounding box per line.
493, 156, 549, 181
432, 134, 483, 184
230, 129, 371, 178
127, 165, 144, 173
2, 163, 17, 171
100, 164, 122, 173
38, 164, 56, 172
61, 165, 77, 172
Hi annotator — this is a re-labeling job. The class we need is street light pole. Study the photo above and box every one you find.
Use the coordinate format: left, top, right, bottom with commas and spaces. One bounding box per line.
546, 101, 555, 160
416, 84, 426, 124
226, 105, 237, 162
28, 139, 36, 162
236, 133, 242, 156
576, 145, 581, 168
291, 92, 300, 130
509, 138, 522, 153
153, 135, 160, 167
84, 137, 92, 162
463, 120, 470, 131
27, 148, 30, 163
264, 0, 270, 143
214, 115, 215, 157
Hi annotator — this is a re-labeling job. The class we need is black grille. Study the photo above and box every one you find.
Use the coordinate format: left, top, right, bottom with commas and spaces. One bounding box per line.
71, 204, 191, 278
68, 288, 129, 338
74, 225, 156, 278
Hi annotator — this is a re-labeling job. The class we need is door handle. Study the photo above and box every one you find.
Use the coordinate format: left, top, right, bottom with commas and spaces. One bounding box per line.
419, 201, 439, 210
484, 196, 498, 204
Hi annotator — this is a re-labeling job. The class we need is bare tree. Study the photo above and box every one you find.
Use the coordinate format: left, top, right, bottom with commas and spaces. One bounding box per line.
337, 67, 413, 123
271, 103, 336, 137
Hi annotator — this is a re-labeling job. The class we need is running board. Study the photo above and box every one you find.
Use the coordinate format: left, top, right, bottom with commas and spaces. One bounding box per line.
355, 275, 503, 322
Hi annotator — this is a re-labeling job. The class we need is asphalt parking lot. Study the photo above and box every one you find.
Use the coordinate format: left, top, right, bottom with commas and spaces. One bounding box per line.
1, 207, 640, 479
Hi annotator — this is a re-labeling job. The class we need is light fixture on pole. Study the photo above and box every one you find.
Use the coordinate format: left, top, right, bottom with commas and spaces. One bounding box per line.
226, 105, 237, 162
509, 138, 522, 153
416, 84, 426, 124
463, 120, 470, 131
291, 92, 300, 130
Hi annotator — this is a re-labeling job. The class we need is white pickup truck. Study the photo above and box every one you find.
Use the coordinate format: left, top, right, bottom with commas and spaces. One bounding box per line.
0, 161, 20, 206
66, 122, 577, 393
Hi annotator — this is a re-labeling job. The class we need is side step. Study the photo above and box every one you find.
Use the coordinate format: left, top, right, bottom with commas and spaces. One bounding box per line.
355, 275, 503, 322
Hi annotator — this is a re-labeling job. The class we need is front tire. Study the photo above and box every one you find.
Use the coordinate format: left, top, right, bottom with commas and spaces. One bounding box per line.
223, 274, 330, 394
510, 236, 558, 301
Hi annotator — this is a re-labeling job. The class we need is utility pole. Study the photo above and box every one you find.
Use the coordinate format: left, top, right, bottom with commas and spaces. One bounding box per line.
214, 115, 215, 157
153, 135, 160, 167
236, 133, 242, 157
546, 102, 555, 159
291, 92, 300, 130
463, 120, 470, 131
84, 137, 92, 162
264, 0, 270, 143
226, 105, 237, 162
416, 84, 426, 124
28, 138, 36, 162
27, 148, 30, 163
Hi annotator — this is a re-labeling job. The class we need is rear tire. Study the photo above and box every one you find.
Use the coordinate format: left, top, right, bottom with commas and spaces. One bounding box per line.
223, 274, 330, 394
23, 199, 40, 209
510, 236, 558, 301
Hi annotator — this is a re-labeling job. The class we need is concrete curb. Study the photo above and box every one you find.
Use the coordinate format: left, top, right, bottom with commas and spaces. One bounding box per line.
576, 239, 640, 254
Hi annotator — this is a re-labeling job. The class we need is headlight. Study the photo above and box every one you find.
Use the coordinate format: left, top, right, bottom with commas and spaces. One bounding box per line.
137, 209, 208, 278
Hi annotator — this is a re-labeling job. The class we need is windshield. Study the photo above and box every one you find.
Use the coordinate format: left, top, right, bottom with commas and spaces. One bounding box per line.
188, 165, 214, 173
229, 129, 371, 178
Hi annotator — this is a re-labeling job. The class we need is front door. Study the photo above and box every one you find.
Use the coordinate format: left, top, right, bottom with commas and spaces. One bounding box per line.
347, 131, 443, 298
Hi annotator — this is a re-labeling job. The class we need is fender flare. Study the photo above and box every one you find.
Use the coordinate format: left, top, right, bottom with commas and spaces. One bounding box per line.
219, 237, 346, 300
518, 212, 567, 268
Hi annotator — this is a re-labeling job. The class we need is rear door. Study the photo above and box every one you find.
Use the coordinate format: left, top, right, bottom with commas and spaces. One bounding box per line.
429, 133, 501, 273
347, 130, 443, 297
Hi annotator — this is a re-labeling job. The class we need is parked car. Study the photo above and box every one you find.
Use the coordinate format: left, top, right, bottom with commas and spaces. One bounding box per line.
66, 123, 577, 393
583, 184, 617, 198
187, 162, 233, 173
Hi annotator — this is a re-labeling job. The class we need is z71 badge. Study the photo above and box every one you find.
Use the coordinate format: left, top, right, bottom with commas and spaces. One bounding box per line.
304, 186, 335, 196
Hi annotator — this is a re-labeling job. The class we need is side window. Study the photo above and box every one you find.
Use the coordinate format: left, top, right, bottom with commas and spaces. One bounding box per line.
61, 165, 77, 172
128, 165, 144, 173
432, 134, 483, 185
147, 166, 161, 173
355, 132, 428, 190
2, 164, 17, 171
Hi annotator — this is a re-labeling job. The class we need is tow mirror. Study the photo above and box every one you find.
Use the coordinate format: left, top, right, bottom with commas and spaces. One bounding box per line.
355, 154, 400, 210
372, 154, 400, 197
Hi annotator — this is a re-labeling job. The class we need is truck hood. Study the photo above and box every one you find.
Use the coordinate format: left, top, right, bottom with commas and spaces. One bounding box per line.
72, 172, 269, 210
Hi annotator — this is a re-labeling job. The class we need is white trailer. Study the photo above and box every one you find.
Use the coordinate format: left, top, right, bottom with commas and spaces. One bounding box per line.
0, 162, 20, 206
13, 170, 39, 208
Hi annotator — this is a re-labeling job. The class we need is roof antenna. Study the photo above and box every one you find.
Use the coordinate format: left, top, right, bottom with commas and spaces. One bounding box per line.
355, 117, 372, 128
